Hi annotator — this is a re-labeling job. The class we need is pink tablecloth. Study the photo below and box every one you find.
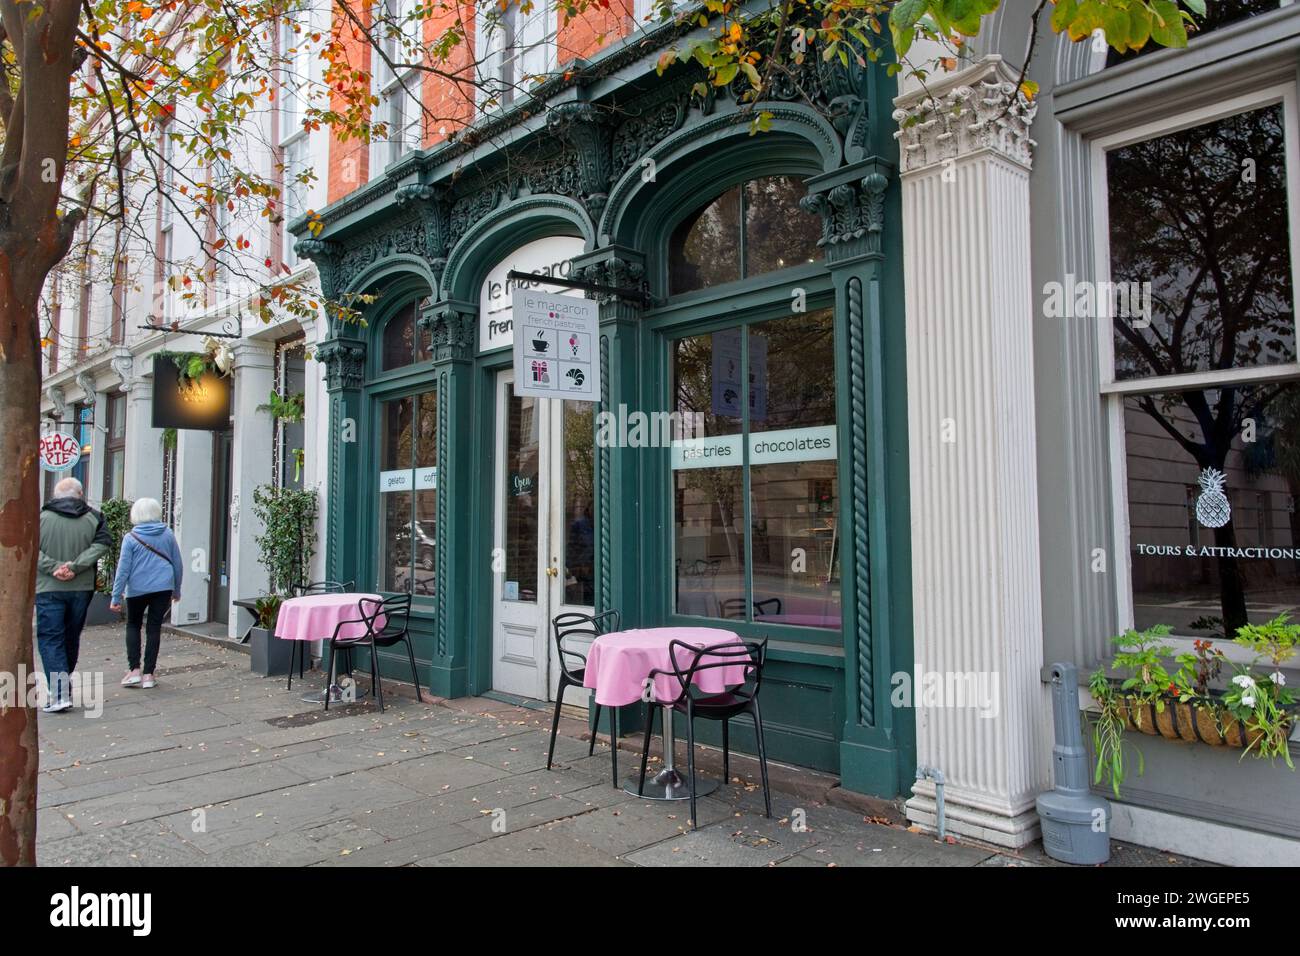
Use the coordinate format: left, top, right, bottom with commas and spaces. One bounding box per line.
583, 627, 751, 707
274, 593, 385, 642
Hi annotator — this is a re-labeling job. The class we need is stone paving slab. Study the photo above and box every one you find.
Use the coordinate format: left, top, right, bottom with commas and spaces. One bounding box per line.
32, 625, 1211, 868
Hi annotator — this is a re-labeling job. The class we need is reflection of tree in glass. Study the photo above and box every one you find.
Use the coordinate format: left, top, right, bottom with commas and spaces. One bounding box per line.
1110, 105, 1293, 379
674, 334, 741, 569
1112, 104, 1294, 632
670, 187, 741, 293
752, 310, 835, 429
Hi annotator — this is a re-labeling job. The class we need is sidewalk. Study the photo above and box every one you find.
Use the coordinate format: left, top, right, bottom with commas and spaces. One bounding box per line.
33, 624, 1209, 867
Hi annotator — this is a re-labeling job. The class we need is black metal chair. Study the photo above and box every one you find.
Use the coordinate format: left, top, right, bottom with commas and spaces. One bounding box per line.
720, 598, 783, 620
323, 593, 419, 713
548, 610, 622, 786
638, 638, 771, 828
286, 580, 356, 690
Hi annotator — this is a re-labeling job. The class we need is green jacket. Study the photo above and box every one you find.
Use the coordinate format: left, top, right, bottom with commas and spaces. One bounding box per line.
38, 497, 112, 594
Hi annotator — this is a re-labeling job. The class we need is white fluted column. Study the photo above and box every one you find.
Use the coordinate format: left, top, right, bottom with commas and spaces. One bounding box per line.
895, 56, 1051, 848
227, 341, 276, 637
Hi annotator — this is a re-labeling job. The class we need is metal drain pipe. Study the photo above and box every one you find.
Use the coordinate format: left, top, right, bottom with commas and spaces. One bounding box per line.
916, 765, 946, 840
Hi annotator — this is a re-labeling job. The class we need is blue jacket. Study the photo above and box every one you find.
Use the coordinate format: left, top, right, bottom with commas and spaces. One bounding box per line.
111, 522, 184, 604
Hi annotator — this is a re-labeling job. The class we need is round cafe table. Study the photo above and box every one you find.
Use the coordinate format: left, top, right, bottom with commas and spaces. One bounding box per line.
584, 627, 750, 801
275, 593, 385, 704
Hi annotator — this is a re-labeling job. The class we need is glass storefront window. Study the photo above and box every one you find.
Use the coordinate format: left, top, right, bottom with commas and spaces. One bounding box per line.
562, 400, 595, 606
503, 392, 540, 602
1107, 103, 1294, 381
671, 309, 840, 630
669, 175, 820, 296
1125, 382, 1300, 637
378, 389, 437, 595
103, 393, 126, 500
381, 299, 432, 371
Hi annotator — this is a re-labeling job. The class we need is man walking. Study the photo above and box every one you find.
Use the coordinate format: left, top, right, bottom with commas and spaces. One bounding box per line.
37, 477, 112, 712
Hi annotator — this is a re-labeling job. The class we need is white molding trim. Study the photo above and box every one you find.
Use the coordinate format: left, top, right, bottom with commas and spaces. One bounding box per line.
1109, 801, 1300, 866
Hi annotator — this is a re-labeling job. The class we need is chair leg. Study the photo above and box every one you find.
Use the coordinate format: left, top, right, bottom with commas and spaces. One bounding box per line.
685, 703, 698, 829
609, 708, 618, 788
323, 641, 335, 711
589, 703, 602, 756
722, 718, 730, 783
402, 635, 421, 701
286, 640, 297, 692
547, 679, 567, 771
637, 704, 656, 797
371, 644, 384, 713
752, 700, 772, 819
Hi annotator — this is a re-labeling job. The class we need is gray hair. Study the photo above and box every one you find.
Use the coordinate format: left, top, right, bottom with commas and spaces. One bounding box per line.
53, 477, 84, 499
130, 497, 163, 524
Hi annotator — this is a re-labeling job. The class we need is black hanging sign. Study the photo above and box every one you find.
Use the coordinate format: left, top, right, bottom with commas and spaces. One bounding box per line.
151, 354, 232, 430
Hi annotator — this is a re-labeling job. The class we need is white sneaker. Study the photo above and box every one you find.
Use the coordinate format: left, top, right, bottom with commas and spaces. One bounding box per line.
42, 699, 73, 714
122, 671, 142, 687
141, 675, 156, 689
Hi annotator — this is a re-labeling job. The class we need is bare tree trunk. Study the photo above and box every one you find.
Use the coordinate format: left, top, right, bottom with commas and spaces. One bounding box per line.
0, 273, 42, 866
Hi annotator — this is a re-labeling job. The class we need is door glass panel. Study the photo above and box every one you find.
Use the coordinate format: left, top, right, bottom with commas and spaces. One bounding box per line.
380, 396, 415, 592
504, 392, 540, 603
672, 331, 745, 619
748, 310, 840, 628
562, 400, 595, 606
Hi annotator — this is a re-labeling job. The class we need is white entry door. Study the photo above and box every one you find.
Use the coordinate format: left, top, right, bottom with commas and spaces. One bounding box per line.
491, 370, 597, 701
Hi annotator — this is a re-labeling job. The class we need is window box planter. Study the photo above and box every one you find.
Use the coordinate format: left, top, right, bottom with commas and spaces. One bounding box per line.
1110, 691, 1294, 750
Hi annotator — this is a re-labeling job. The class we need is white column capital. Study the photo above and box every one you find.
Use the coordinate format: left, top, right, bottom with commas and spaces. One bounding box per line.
232, 340, 276, 370
892, 55, 1037, 175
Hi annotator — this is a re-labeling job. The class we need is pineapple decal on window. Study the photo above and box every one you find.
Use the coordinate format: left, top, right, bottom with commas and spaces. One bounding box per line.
1195, 467, 1231, 529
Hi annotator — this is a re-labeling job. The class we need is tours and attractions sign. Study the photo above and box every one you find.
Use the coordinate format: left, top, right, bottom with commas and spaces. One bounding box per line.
39, 431, 82, 472
151, 354, 233, 430
511, 289, 599, 403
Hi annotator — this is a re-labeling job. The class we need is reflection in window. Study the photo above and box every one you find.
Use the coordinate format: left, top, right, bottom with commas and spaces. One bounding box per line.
503, 392, 539, 603
669, 175, 820, 295
1106, 1, 1281, 66
562, 401, 596, 606
381, 299, 433, 371
1125, 382, 1300, 637
379, 390, 437, 595
671, 310, 840, 630
1108, 104, 1294, 380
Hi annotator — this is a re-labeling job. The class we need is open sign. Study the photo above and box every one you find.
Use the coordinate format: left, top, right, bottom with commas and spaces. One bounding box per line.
39, 432, 82, 472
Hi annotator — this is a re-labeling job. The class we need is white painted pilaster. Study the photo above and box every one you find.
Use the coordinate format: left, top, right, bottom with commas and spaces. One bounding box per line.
120, 367, 165, 504
894, 56, 1051, 848
227, 341, 277, 637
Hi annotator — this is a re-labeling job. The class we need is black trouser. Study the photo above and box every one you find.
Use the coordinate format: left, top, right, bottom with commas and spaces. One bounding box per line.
126, 590, 171, 674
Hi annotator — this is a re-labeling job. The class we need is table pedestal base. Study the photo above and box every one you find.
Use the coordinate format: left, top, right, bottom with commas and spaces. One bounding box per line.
620, 703, 718, 801
623, 769, 718, 801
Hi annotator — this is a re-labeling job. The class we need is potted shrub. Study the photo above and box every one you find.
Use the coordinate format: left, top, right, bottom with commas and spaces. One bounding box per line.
248, 593, 293, 676
1088, 615, 1298, 796
88, 497, 132, 626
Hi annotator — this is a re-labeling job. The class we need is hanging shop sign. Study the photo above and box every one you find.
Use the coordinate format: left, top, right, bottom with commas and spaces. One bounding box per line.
151, 354, 233, 430
511, 289, 600, 402
480, 236, 585, 352
39, 431, 82, 472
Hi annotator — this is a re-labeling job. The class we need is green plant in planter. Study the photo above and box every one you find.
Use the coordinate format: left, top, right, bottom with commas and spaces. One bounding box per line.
1088, 667, 1143, 799
1173, 639, 1227, 700
96, 498, 133, 595
1111, 624, 1176, 724
252, 594, 283, 630
1223, 614, 1298, 767
251, 484, 318, 595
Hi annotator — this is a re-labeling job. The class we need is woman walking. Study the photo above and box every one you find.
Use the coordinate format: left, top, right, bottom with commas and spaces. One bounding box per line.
109, 498, 184, 689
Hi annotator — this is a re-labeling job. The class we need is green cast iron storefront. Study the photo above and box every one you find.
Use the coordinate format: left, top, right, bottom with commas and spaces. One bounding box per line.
296, 19, 915, 799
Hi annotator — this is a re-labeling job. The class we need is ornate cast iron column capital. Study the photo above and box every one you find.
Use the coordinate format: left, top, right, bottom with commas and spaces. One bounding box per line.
547, 102, 615, 222
316, 338, 366, 392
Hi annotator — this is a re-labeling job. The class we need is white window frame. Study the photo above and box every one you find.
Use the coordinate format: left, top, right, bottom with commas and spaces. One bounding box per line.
474, 1, 556, 112
370, 0, 422, 176
1092, 82, 1300, 634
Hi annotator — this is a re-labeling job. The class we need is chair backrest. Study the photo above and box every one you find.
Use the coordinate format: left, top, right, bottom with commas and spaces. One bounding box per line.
662, 638, 766, 706
299, 579, 354, 597
551, 610, 622, 682
375, 592, 412, 635
719, 598, 748, 620
753, 597, 783, 618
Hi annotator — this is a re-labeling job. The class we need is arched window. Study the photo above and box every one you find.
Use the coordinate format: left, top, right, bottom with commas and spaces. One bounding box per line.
380, 298, 432, 370
668, 175, 820, 295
